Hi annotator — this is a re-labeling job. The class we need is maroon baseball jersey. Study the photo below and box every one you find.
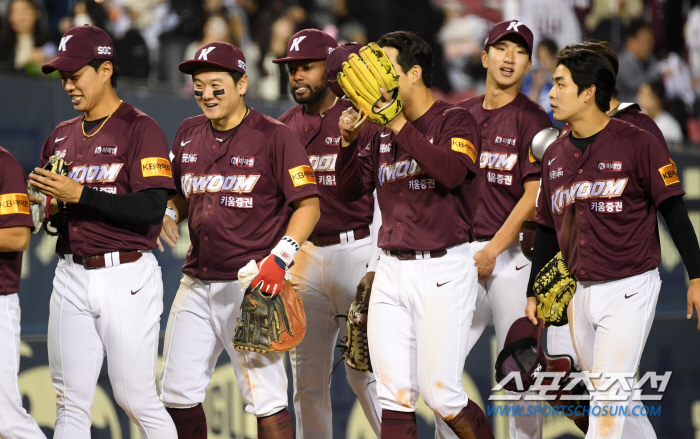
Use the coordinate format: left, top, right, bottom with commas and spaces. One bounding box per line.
458, 93, 551, 237
40, 103, 176, 256
534, 118, 685, 281
171, 109, 321, 281
337, 100, 481, 250
279, 99, 374, 235
0, 147, 34, 295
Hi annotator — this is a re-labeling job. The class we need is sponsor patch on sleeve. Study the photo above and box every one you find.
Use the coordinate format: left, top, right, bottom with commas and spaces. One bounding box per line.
0, 193, 30, 215
141, 157, 173, 178
658, 159, 680, 186
529, 148, 537, 163
288, 165, 316, 187
451, 138, 477, 163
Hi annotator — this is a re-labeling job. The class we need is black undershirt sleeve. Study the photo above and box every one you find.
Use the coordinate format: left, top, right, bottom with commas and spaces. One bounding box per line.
526, 224, 561, 297
658, 195, 700, 280
79, 187, 169, 225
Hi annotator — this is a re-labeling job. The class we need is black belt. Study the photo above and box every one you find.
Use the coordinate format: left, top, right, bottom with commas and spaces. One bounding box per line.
475, 235, 495, 242
309, 226, 371, 247
387, 249, 447, 260
65, 251, 143, 270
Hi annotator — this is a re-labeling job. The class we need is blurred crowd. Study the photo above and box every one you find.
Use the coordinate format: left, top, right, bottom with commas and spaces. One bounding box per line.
1, 0, 699, 147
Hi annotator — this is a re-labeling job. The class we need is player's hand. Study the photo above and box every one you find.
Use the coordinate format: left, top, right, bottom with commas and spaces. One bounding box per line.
158, 216, 179, 252
29, 168, 83, 204
687, 278, 700, 330
525, 296, 538, 325
355, 271, 376, 306
340, 107, 366, 147
376, 87, 406, 133
251, 255, 287, 296
473, 247, 496, 280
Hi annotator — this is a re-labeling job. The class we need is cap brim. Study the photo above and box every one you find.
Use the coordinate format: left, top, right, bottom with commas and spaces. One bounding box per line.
179, 60, 244, 75
41, 56, 92, 74
487, 31, 532, 54
272, 56, 327, 64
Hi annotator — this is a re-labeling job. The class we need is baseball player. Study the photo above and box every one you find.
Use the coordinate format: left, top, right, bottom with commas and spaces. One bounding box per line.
528, 45, 700, 438
0, 147, 46, 439
29, 25, 177, 438
445, 20, 557, 439
274, 30, 382, 438
336, 31, 493, 438
157, 41, 320, 439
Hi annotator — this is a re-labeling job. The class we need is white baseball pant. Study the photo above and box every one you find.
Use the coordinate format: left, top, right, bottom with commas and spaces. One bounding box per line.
0, 293, 46, 439
48, 252, 176, 439
289, 235, 381, 438
568, 268, 660, 439
159, 275, 288, 417
436, 241, 554, 439
368, 242, 477, 420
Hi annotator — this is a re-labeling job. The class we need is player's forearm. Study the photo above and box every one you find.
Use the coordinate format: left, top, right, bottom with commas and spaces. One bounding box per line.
336, 142, 373, 201
485, 180, 539, 257
659, 195, 700, 279
285, 195, 321, 245
167, 195, 188, 223
0, 226, 30, 252
394, 122, 471, 189
79, 187, 169, 225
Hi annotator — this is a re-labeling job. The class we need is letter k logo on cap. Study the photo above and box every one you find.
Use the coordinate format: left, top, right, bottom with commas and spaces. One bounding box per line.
507, 21, 524, 32
290, 36, 307, 51
58, 35, 73, 52
198, 47, 216, 60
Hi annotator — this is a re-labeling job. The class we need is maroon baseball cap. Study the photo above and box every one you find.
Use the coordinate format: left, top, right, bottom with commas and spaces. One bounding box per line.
179, 42, 247, 75
484, 20, 534, 55
273, 29, 337, 64
325, 42, 361, 98
42, 25, 114, 74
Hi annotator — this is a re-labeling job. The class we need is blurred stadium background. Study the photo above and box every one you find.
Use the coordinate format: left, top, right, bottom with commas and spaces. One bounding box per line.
1, 0, 700, 438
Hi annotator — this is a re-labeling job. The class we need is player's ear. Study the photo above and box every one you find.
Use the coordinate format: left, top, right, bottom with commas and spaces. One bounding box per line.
237, 74, 249, 96
582, 84, 596, 105
101, 61, 113, 85
523, 57, 532, 75
481, 49, 489, 69
410, 65, 422, 86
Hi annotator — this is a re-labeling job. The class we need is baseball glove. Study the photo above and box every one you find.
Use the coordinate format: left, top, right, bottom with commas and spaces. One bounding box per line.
533, 252, 576, 326
335, 299, 372, 372
233, 280, 306, 354
337, 43, 403, 125
29, 155, 70, 236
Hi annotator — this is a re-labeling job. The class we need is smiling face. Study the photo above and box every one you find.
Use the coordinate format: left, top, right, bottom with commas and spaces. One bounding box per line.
287, 59, 329, 105
482, 37, 532, 89
60, 63, 112, 114
193, 68, 248, 123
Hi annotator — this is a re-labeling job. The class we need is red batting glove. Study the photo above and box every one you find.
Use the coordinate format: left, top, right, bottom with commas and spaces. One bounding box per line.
251, 255, 287, 296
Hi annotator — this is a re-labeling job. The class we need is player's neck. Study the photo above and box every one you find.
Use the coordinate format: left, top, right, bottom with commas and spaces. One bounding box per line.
84, 90, 121, 121
402, 87, 435, 122
304, 89, 336, 115
212, 102, 248, 131
606, 97, 620, 116
569, 109, 610, 139
483, 76, 520, 110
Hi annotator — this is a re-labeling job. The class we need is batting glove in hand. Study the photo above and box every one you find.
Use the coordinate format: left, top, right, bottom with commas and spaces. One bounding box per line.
251, 255, 287, 297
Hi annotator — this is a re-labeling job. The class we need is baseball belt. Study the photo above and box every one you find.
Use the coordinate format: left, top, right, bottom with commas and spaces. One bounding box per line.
309, 226, 370, 247
65, 251, 143, 270
386, 249, 447, 260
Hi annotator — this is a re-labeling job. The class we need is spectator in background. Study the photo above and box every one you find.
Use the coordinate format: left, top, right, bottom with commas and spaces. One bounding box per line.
617, 20, 656, 102
437, 13, 490, 95
0, 0, 55, 73
637, 78, 684, 147
521, 37, 563, 126
58, 0, 108, 35
586, 0, 643, 50
685, 0, 700, 94
502, 0, 587, 51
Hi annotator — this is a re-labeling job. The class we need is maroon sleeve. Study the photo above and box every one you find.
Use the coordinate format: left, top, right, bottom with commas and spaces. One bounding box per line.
336, 137, 375, 202
533, 150, 556, 229
270, 125, 320, 204
127, 116, 177, 194
633, 114, 669, 153
170, 125, 185, 199
638, 130, 685, 206
396, 110, 479, 189
0, 151, 34, 230
517, 107, 551, 183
